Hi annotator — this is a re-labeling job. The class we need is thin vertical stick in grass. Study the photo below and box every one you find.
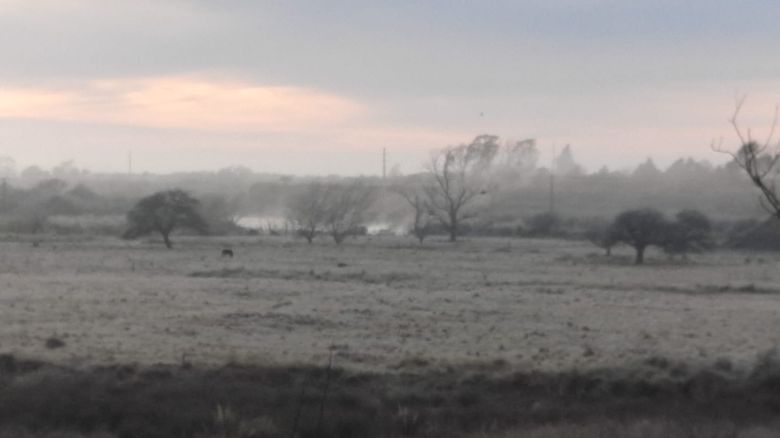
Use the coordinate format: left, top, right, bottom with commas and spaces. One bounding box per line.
316, 351, 335, 434
289, 373, 309, 438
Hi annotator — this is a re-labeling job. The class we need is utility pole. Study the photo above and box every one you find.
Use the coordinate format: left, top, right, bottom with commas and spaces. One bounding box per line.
128, 150, 133, 176
549, 144, 556, 214
382, 147, 387, 180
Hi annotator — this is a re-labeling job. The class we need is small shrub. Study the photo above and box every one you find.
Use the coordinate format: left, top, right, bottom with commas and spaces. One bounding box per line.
713, 357, 734, 373
45, 337, 66, 349
525, 212, 563, 237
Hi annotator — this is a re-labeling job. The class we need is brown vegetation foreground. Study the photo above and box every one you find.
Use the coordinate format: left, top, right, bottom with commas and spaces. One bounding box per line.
1, 351, 780, 438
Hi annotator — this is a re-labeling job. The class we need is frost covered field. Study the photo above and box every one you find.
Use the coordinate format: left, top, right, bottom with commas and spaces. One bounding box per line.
1, 235, 779, 371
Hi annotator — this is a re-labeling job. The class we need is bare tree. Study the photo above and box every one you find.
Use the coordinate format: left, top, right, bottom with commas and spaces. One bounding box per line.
324, 180, 376, 245
424, 135, 497, 242
394, 183, 432, 244
501, 138, 538, 171
713, 97, 780, 217
287, 182, 330, 244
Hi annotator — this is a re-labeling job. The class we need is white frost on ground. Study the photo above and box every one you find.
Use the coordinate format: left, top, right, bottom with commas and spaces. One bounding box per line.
0, 235, 778, 372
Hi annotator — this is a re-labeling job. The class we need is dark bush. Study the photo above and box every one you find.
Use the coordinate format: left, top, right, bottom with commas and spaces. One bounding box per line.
611, 208, 668, 264
662, 210, 713, 256
525, 212, 564, 237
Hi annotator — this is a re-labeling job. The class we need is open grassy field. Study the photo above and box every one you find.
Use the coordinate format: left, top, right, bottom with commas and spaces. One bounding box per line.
1, 234, 779, 372
3, 234, 780, 437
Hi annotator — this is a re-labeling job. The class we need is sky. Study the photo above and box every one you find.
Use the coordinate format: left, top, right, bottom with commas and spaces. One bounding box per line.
1, 0, 780, 176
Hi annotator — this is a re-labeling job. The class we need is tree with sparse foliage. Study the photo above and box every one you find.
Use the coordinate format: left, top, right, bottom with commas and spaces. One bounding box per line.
123, 189, 208, 248
425, 135, 497, 242
324, 180, 375, 245
287, 183, 331, 244
495, 138, 538, 185
612, 208, 667, 264
395, 183, 433, 244
585, 221, 620, 256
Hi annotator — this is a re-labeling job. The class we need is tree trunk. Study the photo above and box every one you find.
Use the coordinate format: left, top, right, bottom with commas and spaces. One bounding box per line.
162, 231, 173, 249
635, 245, 645, 264
448, 219, 457, 242
448, 210, 458, 242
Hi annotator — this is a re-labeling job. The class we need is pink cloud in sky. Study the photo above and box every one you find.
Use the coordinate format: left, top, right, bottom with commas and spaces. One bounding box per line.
0, 75, 363, 132
3, 73, 780, 175
0, 88, 75, 117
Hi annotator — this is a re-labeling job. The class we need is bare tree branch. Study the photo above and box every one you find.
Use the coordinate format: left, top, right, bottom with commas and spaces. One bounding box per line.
394, 182, 433, 244
715, 98, 780, 220
423, 135, 497, 241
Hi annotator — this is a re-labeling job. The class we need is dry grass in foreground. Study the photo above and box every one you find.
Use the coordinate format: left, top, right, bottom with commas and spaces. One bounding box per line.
1, 349, 780, 438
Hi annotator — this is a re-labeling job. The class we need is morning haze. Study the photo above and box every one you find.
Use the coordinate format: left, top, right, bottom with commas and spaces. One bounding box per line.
1, 1, 780, 174
4, 2, 780, 438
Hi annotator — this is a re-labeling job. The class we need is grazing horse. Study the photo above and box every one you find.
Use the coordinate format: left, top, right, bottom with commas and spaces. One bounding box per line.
221, 249, 234, 258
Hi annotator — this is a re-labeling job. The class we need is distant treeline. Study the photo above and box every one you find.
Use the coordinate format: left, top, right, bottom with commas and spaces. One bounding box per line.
0, 146, 767, 238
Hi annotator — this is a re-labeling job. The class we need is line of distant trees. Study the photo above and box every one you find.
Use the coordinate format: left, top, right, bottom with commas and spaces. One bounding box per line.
0, 177, 240, 238
0, 178, 130, 234
270, 134, 760, 260
0, 136, 764, 224
0, 116, 777, 260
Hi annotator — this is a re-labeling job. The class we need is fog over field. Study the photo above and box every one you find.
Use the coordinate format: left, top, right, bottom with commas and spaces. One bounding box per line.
4, 1, 780, 437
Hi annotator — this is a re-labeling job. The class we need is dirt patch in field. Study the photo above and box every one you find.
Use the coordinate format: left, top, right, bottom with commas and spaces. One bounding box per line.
189, 266, 420, 285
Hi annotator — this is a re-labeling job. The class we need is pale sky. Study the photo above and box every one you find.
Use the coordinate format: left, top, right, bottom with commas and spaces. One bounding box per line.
1, 0, 780, 175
